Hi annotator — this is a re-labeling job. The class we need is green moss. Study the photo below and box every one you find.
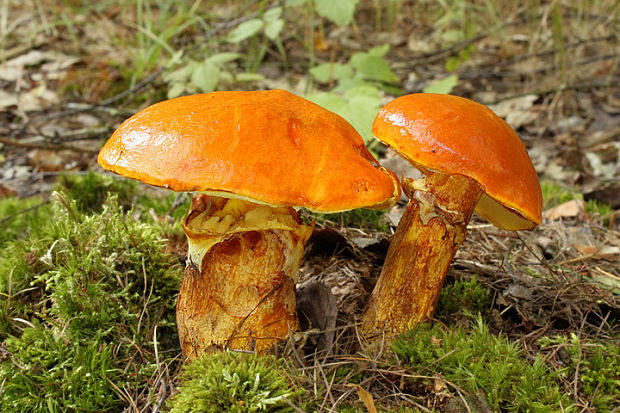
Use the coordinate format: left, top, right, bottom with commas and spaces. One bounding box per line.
541, 180, 580, 209
393, 318, 572, 412
585, 198, 613, 226
0, 196, 52, 248
435, 276, 491, 321
0, 191, 183, 411
539, 334, 620, 411
167, 351, 301, 413
56, 171, 188, 217
316, 208, 390, 232
56, 171, 140, 213
1, 325, 123, 412
333, 364, 365, 385
56, 171, 189, 232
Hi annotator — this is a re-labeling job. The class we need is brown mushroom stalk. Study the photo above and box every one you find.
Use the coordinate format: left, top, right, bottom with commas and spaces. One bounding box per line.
177, 195, 313, 357
362, 171, 482, 333
361, 93, 542, 337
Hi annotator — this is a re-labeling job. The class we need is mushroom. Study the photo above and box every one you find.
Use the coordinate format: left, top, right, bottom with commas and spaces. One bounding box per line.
361, 93, 542, 334
97, 89, 399, 358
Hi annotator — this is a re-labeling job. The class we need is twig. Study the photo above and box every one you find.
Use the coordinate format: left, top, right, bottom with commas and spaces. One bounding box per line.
459, 35, 616, 80
281, 396, 306, 413
410, 32, 489, 65
166, 193, 190, 217
484, 80, 619, 106
45, 126, 112, 144
152, 326, 168, 413
36, 66, 168, 122
318, 367, 337, 412
0, 137, 100, 153
1, 38, 47, 62
151, 380, 167, 413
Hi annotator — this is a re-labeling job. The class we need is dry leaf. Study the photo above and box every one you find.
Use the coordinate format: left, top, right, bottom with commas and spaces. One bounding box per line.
0, 50, 77, 82
314, 30, 329, 51
0, 90, 18, 111
489, 95, 538, 129
574, 245, 598, 255
434, 378, 448, 392
28, 149, 84, 172
349, 384, 377, 413
504, 283, 534, 300
574, 245, 620, 260
544, 199, 585, 221
431, 335, 443, 347
0, 184, 17, 199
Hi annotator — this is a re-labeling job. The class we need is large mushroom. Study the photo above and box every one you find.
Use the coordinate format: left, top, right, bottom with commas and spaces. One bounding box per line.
98, 89, 399, 358
361, 93, 542, 335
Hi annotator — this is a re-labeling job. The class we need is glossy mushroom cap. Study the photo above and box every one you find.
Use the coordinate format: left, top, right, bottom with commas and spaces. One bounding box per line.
372, 93, 542, 230
98, 89, 399, 213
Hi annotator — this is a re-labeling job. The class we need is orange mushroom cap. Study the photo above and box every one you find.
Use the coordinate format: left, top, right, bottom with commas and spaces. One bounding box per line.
372, 93, 542, 230
98, 89, 399, 213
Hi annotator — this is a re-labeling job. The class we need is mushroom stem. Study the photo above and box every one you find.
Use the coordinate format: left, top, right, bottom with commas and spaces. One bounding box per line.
177, 195, 313, 359
361, 170, 482, 334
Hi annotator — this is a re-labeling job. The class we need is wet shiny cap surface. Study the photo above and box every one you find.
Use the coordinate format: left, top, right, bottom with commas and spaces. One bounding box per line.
372, 93, 542, 230
98, 89, 400, 213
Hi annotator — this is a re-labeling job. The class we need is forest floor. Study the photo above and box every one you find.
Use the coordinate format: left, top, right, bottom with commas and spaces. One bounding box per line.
0, 1, 618, 412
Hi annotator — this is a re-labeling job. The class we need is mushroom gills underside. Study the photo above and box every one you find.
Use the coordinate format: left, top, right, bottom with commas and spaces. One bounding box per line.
177, 196, 314, 358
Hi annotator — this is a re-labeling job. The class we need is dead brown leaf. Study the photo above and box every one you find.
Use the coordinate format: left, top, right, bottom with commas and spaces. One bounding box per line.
544, 199, 585, 221
349, 384, 377, 413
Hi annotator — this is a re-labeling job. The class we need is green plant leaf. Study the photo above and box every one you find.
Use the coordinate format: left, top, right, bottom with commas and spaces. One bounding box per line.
367, 44, 390, 57
235, 72, 265, 82
167, 49, 184, 67
442, 29, 466, 43
445, 56, 461, 72
164, 62, 197, 83
333, 77, 369, 93
207, 52, 242, 65
190, 59, 221, 93
306, 91, 349, 116
423, 74, 459, 94
167, 82, 186, 99
350, 52, 399, 83
265, 19, 284, 40
314, 0, 359, 26
227, 19, 263, 43
306, 85, 382, 144
310, 63, 354, 83
342, 85, 382, 144
263, 6, 283, 22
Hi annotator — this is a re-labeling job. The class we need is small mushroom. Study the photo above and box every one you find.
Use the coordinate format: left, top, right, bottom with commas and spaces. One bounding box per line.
361, 93, 542, 335
98, 89, 399, 358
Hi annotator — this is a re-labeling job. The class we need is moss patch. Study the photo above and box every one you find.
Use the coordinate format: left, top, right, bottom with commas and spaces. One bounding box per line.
0, 189, 183, 411
392, 318, 571, 412
168, 351, 302, 413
